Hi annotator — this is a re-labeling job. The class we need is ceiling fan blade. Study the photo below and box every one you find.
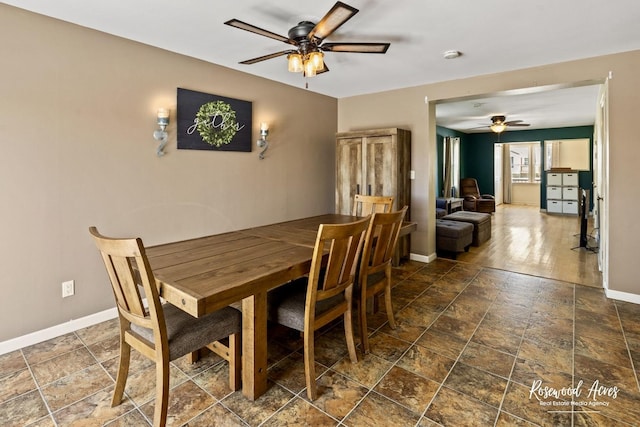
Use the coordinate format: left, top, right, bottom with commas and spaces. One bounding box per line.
504, 120, 523, 125
308, 1, 359, 41
224, 19, 294, 45
507, 123, 531, 127
321, 42, 390, 53
239, 50, 294, 65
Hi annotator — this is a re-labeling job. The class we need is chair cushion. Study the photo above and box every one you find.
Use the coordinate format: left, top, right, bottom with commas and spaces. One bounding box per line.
267, 278, 345, 332
132, 304, 241, 361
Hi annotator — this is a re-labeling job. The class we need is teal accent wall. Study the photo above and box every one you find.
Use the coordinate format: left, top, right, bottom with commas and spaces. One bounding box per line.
437, 125, 594, 209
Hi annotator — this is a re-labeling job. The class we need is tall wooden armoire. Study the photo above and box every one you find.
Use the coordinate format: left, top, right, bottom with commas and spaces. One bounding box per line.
335, 128, 411, 260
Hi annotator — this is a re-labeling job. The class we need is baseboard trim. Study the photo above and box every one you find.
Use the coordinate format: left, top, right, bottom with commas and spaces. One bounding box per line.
3, 272, 634, 356
0, 307, 118, 355
409, 252, 437, 263
605, 289, 640, 305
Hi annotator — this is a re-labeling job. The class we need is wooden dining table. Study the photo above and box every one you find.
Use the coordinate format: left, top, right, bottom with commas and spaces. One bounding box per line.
145, 214, 416, 400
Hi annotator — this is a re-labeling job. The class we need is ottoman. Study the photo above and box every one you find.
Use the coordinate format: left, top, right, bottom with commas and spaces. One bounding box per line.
442, 211, 492, 246
436, 219, 473, 258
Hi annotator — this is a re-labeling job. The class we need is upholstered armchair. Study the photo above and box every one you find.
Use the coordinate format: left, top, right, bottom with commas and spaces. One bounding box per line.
460, 178, 496, 213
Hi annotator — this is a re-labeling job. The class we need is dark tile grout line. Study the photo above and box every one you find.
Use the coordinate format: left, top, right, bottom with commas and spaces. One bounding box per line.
614, 302, 640, 395
411, 266, 486, 426
486, 272, 541, 427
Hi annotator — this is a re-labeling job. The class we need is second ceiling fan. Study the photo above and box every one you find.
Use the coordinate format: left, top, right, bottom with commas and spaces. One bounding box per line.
486, 115, 530, 133
224, 1, 391, 78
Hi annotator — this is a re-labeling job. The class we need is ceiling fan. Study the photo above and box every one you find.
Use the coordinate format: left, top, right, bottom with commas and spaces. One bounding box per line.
486, 115, 530, 133
224, 1, 391, 78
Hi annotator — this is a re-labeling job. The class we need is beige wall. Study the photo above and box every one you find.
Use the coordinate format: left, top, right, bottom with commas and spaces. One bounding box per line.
0, 5, 338, 341
3, 4, 640, 344
339, 50, 640, 298
338, 88, 433, 257
511, 184, 541, 206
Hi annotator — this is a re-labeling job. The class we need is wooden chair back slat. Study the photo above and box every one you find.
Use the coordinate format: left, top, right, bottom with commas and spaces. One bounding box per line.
352, 194, 394, 216
312, 218, 369, 302
366, 207, 407, 269
89, 228, 163, 333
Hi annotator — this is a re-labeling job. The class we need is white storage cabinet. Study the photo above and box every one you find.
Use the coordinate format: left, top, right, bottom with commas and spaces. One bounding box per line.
546, 172, 578, 215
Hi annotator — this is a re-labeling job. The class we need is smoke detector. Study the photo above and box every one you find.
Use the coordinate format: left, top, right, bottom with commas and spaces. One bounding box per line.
443, 50, 461, 59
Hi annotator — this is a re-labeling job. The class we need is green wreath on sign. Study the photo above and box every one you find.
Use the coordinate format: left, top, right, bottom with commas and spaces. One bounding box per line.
195, 101, 237, 147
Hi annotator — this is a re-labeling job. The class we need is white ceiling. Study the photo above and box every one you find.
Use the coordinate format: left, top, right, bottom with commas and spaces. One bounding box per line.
436, 83, 603, 133
5, 0, 640, 131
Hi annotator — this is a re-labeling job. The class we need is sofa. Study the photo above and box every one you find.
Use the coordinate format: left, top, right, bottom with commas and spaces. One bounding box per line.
436, 198, 448, 219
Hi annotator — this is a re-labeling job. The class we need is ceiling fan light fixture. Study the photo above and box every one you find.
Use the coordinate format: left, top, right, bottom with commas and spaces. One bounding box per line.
287, 53, 303, 72
303, 58, 317, 77
490, 123, 506, 133
309, 51, 324, 70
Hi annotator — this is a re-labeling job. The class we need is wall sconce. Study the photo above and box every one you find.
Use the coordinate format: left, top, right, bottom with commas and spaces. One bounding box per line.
256, 122, 269, 159
152, 108, 170, 156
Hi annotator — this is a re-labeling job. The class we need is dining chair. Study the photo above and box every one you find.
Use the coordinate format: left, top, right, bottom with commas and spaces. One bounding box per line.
356, 207, 408, 354
89, 227, 242, 427
352, 194, 394, 216
266, 216, 371, 400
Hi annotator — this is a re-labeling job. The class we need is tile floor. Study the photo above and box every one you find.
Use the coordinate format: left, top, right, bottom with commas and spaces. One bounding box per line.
1, 259, 639, 426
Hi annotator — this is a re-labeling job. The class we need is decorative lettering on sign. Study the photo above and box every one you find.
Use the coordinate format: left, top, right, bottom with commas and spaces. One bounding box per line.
177, 88, 252, 152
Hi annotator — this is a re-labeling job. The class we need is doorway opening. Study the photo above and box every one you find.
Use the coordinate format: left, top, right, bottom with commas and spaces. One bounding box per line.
434, 80, 607, 288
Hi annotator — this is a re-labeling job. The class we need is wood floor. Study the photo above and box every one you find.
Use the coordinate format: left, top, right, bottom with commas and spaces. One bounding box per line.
454, 204, 602, 288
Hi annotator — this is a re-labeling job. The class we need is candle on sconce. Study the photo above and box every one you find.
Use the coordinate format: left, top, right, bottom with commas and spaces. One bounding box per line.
157, 108, 170, 127
157, 108, 169, 119
260, 122, 268, 132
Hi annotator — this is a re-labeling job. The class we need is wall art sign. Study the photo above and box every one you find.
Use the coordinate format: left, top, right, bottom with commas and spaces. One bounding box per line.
177, 88, 252, 152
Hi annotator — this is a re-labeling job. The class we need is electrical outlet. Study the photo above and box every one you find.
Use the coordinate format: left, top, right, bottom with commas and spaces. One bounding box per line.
62, 280, 75, 298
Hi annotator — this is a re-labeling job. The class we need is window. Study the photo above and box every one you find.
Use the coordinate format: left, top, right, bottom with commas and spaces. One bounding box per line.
544, 138, 590, 171
510, 142, 541, 183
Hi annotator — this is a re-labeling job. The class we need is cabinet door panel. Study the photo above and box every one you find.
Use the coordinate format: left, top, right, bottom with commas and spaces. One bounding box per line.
364, 135, 396, 203
563, 201, 579, 214
336, 138, 363, 215
562, 186, 578, 200
547, 173, 562, 186
547, 186, 562, 199
563, 173, 579, 186
547, 200, 563, 213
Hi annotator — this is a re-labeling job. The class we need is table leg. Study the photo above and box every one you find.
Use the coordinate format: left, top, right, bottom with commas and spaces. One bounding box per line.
241, 291, 268, 400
